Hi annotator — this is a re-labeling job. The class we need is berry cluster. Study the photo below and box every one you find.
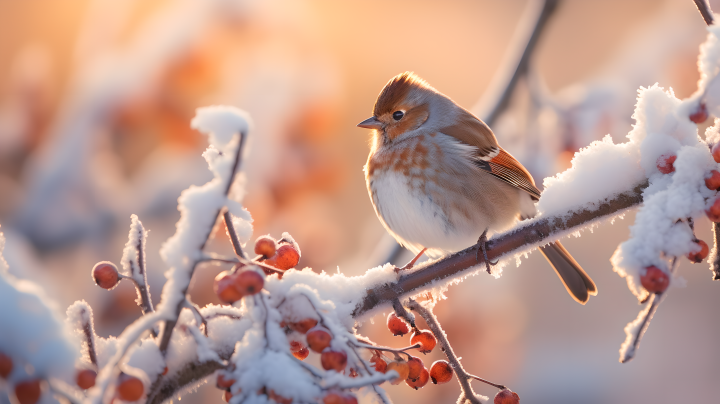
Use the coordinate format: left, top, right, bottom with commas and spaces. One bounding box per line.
642, 145, 720, 296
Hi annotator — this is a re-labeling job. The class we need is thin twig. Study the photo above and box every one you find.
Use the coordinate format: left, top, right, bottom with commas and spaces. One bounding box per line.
158, 130, 247, 354
475, 0, 561, 126
80, 307, 98, 368
712, 222, 720, 280
223, 210, 247, 260
184, 299, 208, 336
619, 258, 679, 363
408, 300, 481, 404
354, 181, 647, 318
693, 0, 715, 25
351, 341, 422, 360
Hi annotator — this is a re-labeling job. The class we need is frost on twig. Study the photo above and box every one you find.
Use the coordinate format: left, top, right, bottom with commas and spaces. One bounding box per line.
66, 301, 99, 368
121, 215, 154, 317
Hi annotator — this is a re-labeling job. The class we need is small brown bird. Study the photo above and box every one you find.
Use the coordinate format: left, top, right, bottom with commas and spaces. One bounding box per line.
359, 72, 596, 304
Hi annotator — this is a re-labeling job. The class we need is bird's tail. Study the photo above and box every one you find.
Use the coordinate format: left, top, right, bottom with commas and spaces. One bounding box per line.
538, 241, 597, 304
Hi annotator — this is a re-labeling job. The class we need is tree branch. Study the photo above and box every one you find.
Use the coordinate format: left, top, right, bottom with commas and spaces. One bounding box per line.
354, 181, 647, 318
475, 0, 561, 126
158, 130, 247, 354
408, 300, 481, 404
693, 0, 714, 26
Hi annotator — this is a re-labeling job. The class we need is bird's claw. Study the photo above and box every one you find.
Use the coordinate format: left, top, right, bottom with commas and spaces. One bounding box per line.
476, 229, 496, 274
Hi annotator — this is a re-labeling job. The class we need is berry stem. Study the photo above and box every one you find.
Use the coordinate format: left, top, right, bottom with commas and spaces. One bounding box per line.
467, 374, 506, 390
351, 342, 421, 359
391, 298, 417, 329
408, 299, 482, 404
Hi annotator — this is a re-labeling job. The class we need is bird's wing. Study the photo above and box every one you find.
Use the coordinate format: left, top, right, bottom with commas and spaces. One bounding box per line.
439, 109, 541, 200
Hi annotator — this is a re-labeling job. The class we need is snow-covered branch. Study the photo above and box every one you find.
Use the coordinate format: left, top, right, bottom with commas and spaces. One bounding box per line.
354, 180, 646, 318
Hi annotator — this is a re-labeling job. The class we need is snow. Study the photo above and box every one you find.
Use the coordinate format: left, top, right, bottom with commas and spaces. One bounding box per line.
0, 232, 79, 387
120, 215, 148, 284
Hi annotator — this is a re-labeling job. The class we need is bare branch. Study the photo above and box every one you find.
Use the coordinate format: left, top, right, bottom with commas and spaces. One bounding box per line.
475, 0, 561, 126
354, 181, 647, 318
408, 300, 481, 404
693, 0, 715, 26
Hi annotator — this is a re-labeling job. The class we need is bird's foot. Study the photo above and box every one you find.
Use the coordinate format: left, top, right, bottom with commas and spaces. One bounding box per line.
395, 248, 427, 273
476, 229, 497, 274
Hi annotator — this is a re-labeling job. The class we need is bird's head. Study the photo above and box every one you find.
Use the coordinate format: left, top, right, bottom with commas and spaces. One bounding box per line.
357, 72, 437, 141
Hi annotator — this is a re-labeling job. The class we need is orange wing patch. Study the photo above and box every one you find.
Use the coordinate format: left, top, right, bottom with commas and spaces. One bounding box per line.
475, 148, 541, 200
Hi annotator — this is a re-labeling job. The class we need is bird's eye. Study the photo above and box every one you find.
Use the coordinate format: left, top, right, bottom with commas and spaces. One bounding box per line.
392, 111, 404, 121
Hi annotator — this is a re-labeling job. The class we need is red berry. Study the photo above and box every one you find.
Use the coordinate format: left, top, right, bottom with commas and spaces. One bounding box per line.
255, 236, 277, 257
429, 360, 453, 384
162, 367, 168, 376
92, 261, 120, 289
386, 360, 410, 385
706, 170, 720, 190
494, 389, 520, 404
76, 369, 97, 390
640, 266, 670, 293
288, 340, 304, 352
268, 389, 292, 404
274, 245, 300, 270
370, 355, 387, 373
235, 269, 264, 295
306, 326, 332, 353
406, 356, 424, 381
690, 102, 709, 124
14, 379, 41, 404
117, 373, 144, 402
405, 367, 430, 390
688, 240, 710, 263
214, 271, 243, 303
288, 318, 318, 334
410, 329, 437, 354
656, 154, 676, 174
386, 313, 410, 336
222, 390, 232, 403
323, 392, 344, 404
292, 346, 310, 360
216, 373, 234, 390
713, 143, 720, 164
0, 352, 12, 379
708, 198, 720, 222
320, 349, 348, 372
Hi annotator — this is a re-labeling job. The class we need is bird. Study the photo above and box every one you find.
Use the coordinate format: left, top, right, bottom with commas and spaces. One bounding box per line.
358, 72, 597, 304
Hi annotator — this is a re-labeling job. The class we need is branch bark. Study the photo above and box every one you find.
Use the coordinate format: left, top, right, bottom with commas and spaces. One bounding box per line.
354, 181, 647, 318
693, 0, 715, 26
475, 0, 560, 126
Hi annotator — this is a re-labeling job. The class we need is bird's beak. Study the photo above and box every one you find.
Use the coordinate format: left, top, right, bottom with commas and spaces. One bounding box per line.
357, 117, 383, 130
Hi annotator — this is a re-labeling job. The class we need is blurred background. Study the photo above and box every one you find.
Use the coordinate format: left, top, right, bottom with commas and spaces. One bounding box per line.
0, 0, 719, 403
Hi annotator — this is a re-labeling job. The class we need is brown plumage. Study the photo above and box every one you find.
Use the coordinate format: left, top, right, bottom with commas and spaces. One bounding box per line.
359, 71, 597, 304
